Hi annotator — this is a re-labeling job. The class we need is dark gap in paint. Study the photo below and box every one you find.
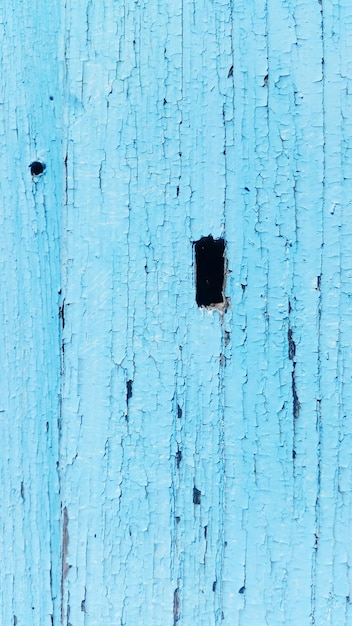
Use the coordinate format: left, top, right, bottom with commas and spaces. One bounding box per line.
194, 236, 225, 307
30, 161, 45, 176
173, 588, 180, 625
13, 616, 17, 626
126, 380, 133, 403
212, 580, 217, 592
204, 525, 208, 539
228, 65, 233, 77
176, 447, 182, 469
193, 486, 201, 505
288, 300, 299, 419
177, 404, 182, 419
175, 516, 180, 523
292, 371, 300, 418
238, 586, 245, 594
288, 328, 295, 360
59, 299, 65, 329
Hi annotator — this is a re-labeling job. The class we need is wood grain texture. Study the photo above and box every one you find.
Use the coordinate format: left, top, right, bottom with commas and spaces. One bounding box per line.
0, 1, 62, 623
2, 0, 352, 624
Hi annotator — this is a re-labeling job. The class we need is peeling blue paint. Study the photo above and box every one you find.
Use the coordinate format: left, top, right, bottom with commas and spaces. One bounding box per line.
1, 0, 352, 624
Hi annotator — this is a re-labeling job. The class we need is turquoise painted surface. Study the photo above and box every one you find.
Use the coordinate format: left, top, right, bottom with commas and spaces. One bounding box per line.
0, 0, 62, 623
2, 0, 352, 624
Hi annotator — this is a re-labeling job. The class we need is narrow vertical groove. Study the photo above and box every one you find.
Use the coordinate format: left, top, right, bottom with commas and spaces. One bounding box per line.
310, 3, 325, 622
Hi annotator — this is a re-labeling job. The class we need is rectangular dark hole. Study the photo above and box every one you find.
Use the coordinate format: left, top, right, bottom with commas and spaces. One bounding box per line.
195, 236, 225, 307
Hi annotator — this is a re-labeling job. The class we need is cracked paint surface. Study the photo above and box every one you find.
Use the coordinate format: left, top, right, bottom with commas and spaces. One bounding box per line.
1, 0, 352, 624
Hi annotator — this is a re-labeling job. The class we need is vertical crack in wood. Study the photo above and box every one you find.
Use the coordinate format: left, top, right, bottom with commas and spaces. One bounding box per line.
61, 507, 69, 624
173, 587, 180, 625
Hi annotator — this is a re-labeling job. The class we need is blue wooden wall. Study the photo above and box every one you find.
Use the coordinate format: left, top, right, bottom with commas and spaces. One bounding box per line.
2, 0, 352, 624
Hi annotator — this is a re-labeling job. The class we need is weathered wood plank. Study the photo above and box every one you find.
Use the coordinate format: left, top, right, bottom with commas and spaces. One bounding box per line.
2, 0, 352, 624
0, 1, 62, 623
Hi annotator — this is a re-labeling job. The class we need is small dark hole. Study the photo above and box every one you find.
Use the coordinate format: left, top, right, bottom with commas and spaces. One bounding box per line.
194, 236, 225, 307
30, 161, 45, 176
238, 586, 245, 594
